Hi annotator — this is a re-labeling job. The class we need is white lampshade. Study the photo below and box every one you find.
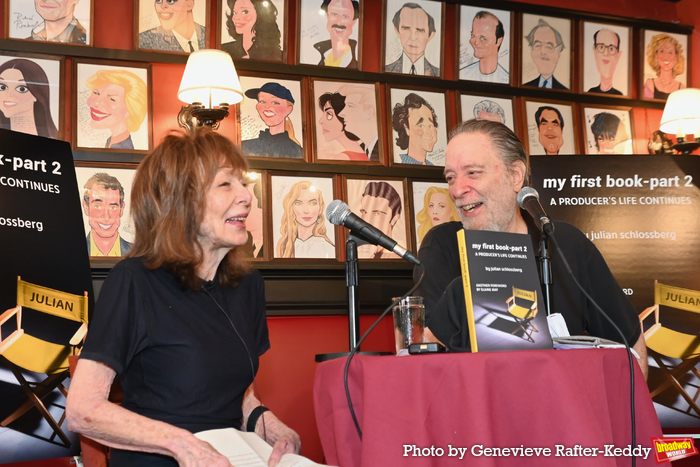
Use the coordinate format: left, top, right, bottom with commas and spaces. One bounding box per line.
178, 49, 243, 107
659, 88, 700, 137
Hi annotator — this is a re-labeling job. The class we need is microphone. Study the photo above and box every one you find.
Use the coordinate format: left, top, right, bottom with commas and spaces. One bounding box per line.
326, 200, 421, 266
517, 187, 555, 236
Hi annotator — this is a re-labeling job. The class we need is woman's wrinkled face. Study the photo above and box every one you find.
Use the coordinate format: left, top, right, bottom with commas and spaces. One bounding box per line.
293, 188, 321, 229
0, 68, 36, 119
198, 166, 252, 254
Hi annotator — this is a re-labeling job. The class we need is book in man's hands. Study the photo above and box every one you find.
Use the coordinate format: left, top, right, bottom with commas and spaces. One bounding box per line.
457, 229, 553, 352
194, 428, 336, 467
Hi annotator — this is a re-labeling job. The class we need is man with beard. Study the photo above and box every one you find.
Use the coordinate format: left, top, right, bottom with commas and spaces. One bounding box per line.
523, 19, 567, 89
29, 0, 86, 44
139, 0, 205, 53
241, 82, 303, 159
535, 106, 565, 155
314, 0, 359, 68
413, 119, 647, 378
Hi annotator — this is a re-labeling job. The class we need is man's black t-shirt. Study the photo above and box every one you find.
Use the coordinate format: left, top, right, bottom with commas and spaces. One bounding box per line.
413, 219, 641, 351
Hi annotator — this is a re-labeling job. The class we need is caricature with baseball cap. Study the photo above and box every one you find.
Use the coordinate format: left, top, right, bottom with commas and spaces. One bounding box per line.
241, 82, 303, 159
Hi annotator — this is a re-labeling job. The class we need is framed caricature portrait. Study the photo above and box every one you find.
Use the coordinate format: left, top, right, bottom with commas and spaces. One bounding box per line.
73, 60, 152, 153
581, 21, 631, 97
388, 86, 447, 167
270, 173, 337, 260
523, 99, 578, 156
383, 0, 443, 78
74, 162, 136, 259
459, 92, 516, 133
344, 176, 408, 260
243, 170, 266, 260
458, 5, 511, 84
0, 52, 64, 140
239, 74, 305, 160
410, 180, 457, 250
641, 30, 688, 101
6, 0, 93, 45
135, 0, 209, 54
521, 14, 572, 91
218, 0, 286, 62
581, 105, 634, 155
311, 79, 381, 164
297, 0, 362, 69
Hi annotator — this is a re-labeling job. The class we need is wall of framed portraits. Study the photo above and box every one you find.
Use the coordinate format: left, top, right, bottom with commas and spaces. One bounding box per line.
0, 0, 697, 321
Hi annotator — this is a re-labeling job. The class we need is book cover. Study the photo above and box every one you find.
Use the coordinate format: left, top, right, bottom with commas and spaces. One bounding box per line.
457, 229, 553, 352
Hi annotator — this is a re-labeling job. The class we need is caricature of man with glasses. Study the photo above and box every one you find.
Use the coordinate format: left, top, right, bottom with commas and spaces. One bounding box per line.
588, 28, 623, 95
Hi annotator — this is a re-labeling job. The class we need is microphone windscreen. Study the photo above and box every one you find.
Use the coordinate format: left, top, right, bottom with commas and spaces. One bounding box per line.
326, 199, 350, 226
516, 187, 539, 209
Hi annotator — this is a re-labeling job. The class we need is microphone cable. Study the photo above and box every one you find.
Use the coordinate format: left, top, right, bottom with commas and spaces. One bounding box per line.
204, 288, 268, 444
547, 235, 637, 467
344, 270, 425, 440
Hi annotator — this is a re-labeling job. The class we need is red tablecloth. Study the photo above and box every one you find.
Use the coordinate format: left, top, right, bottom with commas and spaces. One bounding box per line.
313, 349, 662, 466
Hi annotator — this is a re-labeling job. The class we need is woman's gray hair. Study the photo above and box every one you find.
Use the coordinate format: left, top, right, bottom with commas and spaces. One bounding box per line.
448, 119, 531, 187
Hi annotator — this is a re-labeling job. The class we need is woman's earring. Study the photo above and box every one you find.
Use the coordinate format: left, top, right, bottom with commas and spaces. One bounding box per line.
317, 216, 322, 224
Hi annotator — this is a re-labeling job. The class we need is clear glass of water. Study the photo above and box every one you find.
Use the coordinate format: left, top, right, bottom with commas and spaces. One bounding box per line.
392, 296, 425, 354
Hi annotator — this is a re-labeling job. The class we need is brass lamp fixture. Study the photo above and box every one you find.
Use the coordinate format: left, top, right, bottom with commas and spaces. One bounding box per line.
177, 49, 243, 130
659, 88, 700, 155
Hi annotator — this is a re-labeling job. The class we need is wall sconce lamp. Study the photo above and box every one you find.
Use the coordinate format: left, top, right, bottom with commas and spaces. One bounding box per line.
659, 88, 700, 155
177, 49, 243, 130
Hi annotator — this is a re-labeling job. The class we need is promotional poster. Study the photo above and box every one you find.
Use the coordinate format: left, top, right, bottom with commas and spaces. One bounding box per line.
531, 155, 700, 430
0, 129, 93, 462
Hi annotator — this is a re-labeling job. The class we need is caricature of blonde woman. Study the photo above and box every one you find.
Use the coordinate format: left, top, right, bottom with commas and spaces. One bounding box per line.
86, 69, 148, 150
416, 186, 459, 245
277, 180, 335, 258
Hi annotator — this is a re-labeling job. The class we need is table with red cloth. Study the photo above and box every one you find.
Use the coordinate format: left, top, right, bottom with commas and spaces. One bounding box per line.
313, 349, 662, 466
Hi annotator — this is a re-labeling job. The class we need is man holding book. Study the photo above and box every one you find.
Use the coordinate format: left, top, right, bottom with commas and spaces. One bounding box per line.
413, 119, 647, 378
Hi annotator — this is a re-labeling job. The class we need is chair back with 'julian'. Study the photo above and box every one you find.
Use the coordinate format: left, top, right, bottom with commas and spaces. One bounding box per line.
640, 280, 700, 418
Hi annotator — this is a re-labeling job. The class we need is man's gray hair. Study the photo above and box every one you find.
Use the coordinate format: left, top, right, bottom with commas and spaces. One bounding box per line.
525, 19, 565, 51
448, 119, 531, 187
472, 100, 506, 124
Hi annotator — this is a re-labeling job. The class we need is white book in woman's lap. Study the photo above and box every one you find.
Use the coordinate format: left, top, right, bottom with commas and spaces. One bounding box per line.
195, 428, 335, 467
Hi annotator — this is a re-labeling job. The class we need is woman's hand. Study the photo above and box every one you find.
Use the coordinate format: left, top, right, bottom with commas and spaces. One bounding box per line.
172, 438, 232, 467
267, 428, 301, 467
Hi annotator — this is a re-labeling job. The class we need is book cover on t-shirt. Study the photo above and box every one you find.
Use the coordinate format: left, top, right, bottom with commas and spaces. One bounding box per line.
457, 229, 553, 352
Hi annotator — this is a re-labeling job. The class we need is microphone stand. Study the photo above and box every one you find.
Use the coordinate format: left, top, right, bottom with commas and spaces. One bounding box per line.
538, 234, 553, 316
315, 234, 391, 362
346, 237, 361, 351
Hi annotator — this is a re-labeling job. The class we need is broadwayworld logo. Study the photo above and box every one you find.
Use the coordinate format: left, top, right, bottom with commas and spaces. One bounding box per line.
651, 437, 698, 464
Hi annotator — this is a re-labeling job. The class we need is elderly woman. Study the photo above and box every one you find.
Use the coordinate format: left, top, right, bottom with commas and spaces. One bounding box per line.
66, 129, 300, 467
85, 69, 148, 150
644, 34, 685, 99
